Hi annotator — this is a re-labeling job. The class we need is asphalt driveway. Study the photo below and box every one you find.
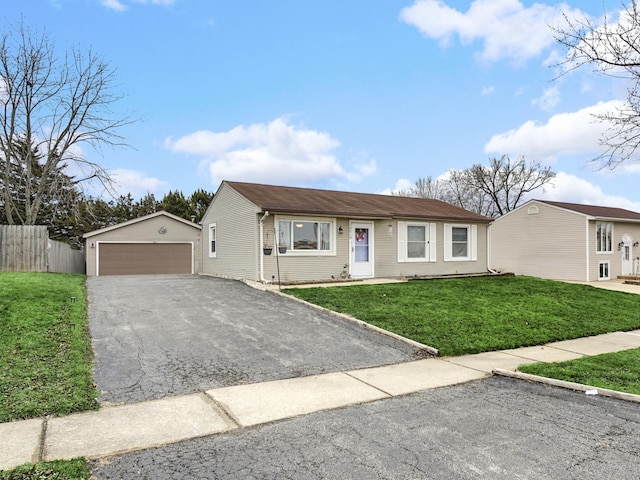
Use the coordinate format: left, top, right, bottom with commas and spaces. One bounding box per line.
87, 275, 416, 404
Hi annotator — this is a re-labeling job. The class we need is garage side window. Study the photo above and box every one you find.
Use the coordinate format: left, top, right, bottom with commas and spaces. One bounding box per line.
209, 223, 217, 257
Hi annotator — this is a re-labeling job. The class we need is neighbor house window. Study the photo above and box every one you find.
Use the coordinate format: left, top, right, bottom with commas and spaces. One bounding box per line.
598, 261, 610, 280
596, 222, 613, 253
277, 219, 333, 254
208, 223, 216, 257
444, 224, 477, 262
397, 222, 436, 262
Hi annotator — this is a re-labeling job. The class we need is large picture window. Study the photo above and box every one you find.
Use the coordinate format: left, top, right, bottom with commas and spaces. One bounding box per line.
596, 222, 613, 253
278, 219, 333, 254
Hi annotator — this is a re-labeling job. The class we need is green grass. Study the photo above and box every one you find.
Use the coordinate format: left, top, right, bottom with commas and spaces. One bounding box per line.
519, 348, 640, 395
0, 459, 91, 480
284, 276, 640, 356
0, 273, 98, 423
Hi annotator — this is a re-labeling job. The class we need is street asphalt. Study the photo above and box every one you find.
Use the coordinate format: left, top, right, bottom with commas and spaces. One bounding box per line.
87, 275, 417, 404
90, 376, 640, 480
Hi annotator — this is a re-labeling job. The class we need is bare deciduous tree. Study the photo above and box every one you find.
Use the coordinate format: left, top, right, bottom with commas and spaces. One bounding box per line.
0, 20, 132, 225
400, 156, 555, 218
554, 1, 640, 167
394, 176, 442, 199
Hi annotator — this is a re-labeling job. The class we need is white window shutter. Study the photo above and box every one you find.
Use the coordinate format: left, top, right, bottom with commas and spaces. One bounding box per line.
397, 221, 406, 262
471, 224, 477, 261
429, 223, 437, 262
444, 224, 452, 262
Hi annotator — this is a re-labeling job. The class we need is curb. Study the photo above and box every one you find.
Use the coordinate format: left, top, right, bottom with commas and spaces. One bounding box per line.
492, 368, 640, 404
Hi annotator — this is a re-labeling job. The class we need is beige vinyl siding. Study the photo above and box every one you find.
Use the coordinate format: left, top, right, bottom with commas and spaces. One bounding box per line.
588, 221, 640, 280
85, 215, 201, 276
201, 183, 262, 279
489, 201, 586, 281
376, 220, 488, 278
262, 215, 349, 282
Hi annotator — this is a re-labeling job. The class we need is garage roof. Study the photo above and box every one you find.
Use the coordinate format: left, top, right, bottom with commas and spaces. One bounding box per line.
83, 211, 201, 239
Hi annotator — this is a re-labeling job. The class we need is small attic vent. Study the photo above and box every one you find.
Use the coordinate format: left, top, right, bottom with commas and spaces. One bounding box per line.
527, 205, 539, 215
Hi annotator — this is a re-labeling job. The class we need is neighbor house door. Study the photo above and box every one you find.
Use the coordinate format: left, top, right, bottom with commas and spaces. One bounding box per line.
350, 222, 374, 278
622, 242, 633, 276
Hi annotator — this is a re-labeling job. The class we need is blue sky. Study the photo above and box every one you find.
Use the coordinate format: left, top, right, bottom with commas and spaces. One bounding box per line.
7, 0, 640, 211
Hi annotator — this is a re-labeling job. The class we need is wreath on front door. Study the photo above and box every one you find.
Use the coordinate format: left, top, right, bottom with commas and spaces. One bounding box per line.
356, 230, 366, 242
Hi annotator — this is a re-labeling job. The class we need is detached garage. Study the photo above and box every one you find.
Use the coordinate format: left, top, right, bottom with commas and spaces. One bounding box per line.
83, 211, 202, 276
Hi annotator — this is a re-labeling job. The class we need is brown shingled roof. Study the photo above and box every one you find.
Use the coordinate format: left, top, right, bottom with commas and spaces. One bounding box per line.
539, 200, 640, 221
225, 181, 491, 222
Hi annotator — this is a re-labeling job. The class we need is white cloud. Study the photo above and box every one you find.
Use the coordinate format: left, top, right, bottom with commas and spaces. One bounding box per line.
379, 178, 414, 195
533, 171, 640, 211
399, 0, 583, 63
481, 86, 495, 96
484, 100, 624, 160
102, 0, 176, 11
165, 117, 376, 186
532, 86, 560, 111
102, 0, 127, 11
110, 169, 170, 197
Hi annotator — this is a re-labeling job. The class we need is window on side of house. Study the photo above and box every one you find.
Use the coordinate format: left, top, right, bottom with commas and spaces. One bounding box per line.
397, 222, 436, 262
277, 219, 334, 254
596, 222, 613, 253
444, 224, 478, 262
209, 223, 216, 257
598, 261, 610, 280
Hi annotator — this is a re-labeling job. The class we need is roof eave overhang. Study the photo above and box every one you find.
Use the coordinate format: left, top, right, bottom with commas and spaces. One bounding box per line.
590, 216, 640, 224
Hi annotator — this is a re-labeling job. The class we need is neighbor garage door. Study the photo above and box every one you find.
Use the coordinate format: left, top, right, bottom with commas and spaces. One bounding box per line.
98, 243, 192, 275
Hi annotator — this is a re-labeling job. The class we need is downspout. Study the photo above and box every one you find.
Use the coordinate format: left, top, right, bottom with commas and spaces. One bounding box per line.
585, 218, 590, 281
486, 221, 499, 274
259, 211, 270, 283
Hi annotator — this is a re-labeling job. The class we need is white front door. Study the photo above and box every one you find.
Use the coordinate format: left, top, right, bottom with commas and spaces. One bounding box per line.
622, 242, 633, 276
350, 222, 374, 278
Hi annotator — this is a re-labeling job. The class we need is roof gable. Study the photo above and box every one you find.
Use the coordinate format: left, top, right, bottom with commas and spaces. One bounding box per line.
224, 181, 491, 222
538, 200, 640, 221
83, 210, 201, 239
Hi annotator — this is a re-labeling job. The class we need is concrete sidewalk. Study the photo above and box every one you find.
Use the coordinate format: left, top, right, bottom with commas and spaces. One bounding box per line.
2, 330, 640, 471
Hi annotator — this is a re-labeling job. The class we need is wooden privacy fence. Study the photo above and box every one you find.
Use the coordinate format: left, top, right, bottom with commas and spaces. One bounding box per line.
0, 225, 85, 274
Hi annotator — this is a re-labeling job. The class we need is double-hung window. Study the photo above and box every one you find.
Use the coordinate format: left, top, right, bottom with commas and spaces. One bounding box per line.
398, 222, 436, 262
444, 224, 477, 261
451, 226, 469, 258
208, 223, 217, 257
596, 222, 613, 253
277, 219, 334, 254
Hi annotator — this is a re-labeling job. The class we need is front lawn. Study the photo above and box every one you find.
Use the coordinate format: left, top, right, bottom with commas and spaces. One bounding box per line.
0, 459, 91, 480
0, 273, 98, 423
519, 348, 640, 395
284, 276, 640, 356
